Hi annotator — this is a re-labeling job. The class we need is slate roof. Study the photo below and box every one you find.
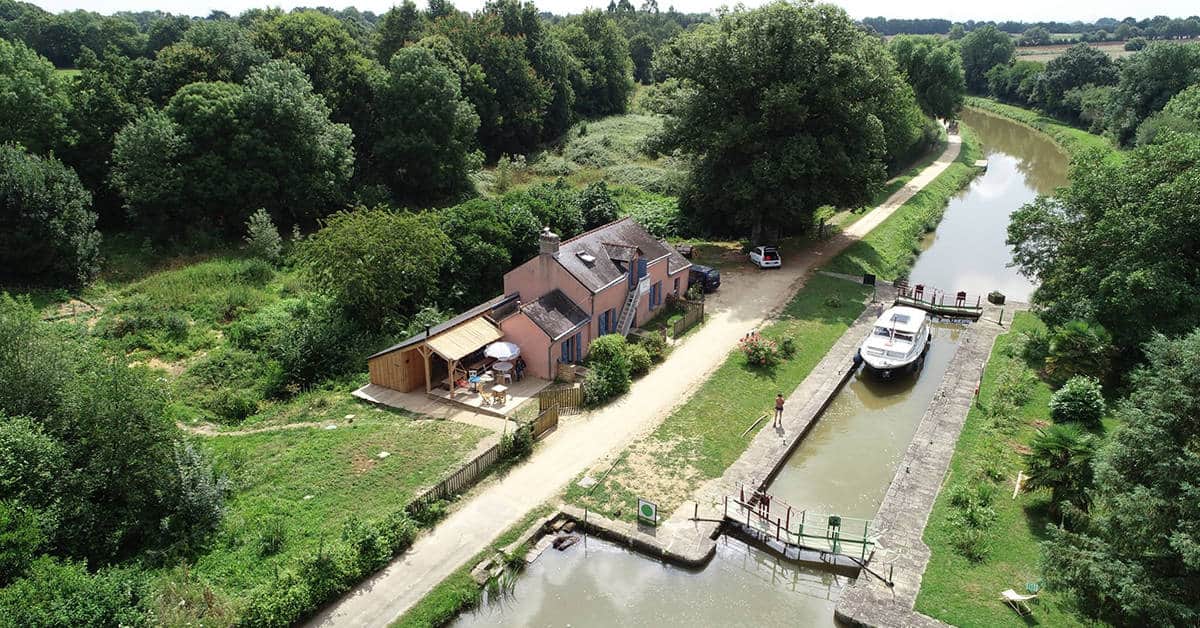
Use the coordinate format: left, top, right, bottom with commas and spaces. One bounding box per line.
367, 293, 518, 360
521, 289, 590, 340
557, 218, 690, 293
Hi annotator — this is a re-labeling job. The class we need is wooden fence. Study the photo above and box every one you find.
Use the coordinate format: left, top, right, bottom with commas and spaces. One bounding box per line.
539, 384, 583, 413
672, 299, 705, 338
405, 404, 561, 517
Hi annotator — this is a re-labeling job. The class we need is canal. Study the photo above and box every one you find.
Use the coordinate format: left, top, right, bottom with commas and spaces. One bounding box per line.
452, 109, 1068, 628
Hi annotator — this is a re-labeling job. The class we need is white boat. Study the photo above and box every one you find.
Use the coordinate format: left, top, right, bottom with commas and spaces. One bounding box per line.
857, 306, 932, 378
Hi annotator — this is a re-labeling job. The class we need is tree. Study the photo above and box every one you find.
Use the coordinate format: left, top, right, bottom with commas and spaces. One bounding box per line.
960, 25, 1015, 92
244, 208, 282, 263
295, 208, 452, 328
1106, 42, 1200, 145
1023, 423, 1096, 513
654, 1, 917, 241
628, 32, 654, 83
1134, 83, 1200, 145
0, 38, 69, 156
1008, 135, 1200, 356
1020, 26, 1052, 46
110, 110, 185, 235
577, 180, 620, 229
437, 198, 539, 309
0, 500, 44, 586
557, 10, 634, 117
985, 60, 1043, 104
1045, 321, 1113, 386
1034, 43, 1118, 117
1048, 375, 1105, 427
145, 14, 191, 54
149, 19, 268, 102
62, 49, 151, 225
376, 0, 425, 64
889, 35, 966, 119
372, 46, 481, 204
947, 24, 965, 40
1041, 331, 1200, 625
0, 145, 101, 287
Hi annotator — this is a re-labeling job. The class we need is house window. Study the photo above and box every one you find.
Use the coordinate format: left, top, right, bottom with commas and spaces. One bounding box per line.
598, 308, 616, 334
673, 277, 680, 295
560, 332, 582, 364
650, 281, 663, 310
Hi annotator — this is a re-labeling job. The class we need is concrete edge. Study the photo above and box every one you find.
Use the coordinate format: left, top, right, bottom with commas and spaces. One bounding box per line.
559, 505, 718, 569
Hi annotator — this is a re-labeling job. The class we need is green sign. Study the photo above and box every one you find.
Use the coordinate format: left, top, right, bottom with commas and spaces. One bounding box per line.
637, 498, 658, 526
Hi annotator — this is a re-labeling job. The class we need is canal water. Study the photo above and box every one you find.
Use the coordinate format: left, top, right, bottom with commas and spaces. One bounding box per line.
907, 108, 1069, 302
451, 109, 1067, 627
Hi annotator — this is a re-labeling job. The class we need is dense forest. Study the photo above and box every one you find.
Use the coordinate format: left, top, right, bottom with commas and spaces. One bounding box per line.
2, 1, 1199, 626
863, 15, 1200, 41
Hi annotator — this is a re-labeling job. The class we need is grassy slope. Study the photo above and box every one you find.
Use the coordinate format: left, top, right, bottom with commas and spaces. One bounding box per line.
564, 274, 870, 523
826, 125, 983, 280
915, 313, 1100, 627
964, 97, 1120, 160
184, 410, 489, 611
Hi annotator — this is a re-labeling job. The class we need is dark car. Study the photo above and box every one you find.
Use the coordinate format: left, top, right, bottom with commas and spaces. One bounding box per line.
688, 264, 721, 293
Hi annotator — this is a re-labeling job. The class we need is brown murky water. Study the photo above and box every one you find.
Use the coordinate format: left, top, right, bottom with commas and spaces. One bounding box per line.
908, 108, 1069, 302
452, 110, 1062, 627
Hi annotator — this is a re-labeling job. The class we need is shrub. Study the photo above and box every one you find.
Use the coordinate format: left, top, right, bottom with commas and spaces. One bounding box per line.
587, 334, 631, 370
0, 500, 44, 586
244, 208, 283, 263
258, 517, 287, 557
613, 187, 683, 237
1021, 326, 1050, 366
824, 294, 843, 309
627, 344, 652, 376
270, 298, 376, 391
780, 337, 797, 359
381, 509, 418, 553
1046, 320, 1113, 387
227, 298, 303, 352
583, 361, 631, 406
163, 439, 229, 547
1049, 375, 1106, 427
0, 557, 148, 626
409, 499, 449, 527
1024, 422, 1097, 514
500, 424, 534, 461
576, 181, 620, 229
342, 516, 391, 573
949, 526, 989, 563
638, 331, 668, 363
739, 334, 780, 368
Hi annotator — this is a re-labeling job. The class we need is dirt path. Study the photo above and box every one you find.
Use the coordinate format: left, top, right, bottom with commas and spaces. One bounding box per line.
307, 136, 962, 628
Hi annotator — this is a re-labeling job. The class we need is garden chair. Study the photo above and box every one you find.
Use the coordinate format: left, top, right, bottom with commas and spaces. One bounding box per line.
1001, 588, 1037, 617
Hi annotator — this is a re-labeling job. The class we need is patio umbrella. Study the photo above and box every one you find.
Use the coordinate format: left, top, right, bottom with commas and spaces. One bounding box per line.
485, 341, 521, 361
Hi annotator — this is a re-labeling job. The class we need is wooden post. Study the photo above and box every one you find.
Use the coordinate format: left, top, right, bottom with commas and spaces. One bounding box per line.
786, 506, 791, 531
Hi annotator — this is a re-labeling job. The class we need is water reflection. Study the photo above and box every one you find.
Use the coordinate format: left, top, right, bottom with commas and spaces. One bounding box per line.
767, 324, 963, 519
907, 108, 1068, 302
452, 535, 842, 628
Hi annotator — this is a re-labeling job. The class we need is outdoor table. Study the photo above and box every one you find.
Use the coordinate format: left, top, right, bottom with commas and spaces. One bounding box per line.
491, 384, 509, 405
493, 361, 513, 382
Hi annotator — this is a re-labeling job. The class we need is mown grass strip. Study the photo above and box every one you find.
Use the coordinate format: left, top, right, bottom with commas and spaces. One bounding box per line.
564, 274, 870, 524
964, 96, 1121, 161
914, 313, 1095, 627
826, 125, 983, 280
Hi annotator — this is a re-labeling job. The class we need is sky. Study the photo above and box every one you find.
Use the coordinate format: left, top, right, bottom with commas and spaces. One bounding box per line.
26, 0, 1200, 22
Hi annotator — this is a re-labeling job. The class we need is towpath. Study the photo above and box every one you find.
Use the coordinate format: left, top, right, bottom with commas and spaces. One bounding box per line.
307, 135, 963, 628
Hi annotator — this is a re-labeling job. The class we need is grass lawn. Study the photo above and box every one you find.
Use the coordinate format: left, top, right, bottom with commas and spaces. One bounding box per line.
915, 312, 1104, 627
964, 97, 1121, 161
826, 125, 982, 280
177, 409, 490, 613
564, 274, 870, 523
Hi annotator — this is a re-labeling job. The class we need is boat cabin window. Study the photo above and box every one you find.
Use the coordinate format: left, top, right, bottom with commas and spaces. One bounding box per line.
873, 326, 892, 337
894, 332, 914, 342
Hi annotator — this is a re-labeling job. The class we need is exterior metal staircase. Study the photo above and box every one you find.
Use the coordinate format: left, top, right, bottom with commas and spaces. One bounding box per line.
615, 280, 644, 336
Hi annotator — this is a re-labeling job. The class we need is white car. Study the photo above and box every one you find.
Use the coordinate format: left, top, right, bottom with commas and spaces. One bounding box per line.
749, 245, 781, 268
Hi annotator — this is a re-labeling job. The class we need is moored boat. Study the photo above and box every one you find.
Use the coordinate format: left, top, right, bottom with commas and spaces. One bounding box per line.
856, 306, 931, 378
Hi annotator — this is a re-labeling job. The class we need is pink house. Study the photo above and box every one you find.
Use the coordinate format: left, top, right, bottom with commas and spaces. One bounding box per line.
365, 217, 692, 396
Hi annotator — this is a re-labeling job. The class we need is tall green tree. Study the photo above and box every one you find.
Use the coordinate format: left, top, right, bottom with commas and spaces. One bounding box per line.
1041, 330, 1200, 626
959, 24, 1015, 93
149, 19, 268, 102
0, 145, 101, 287
1106, 42, 1200, 145
145, 14, 192, 54
1135, 83, 1200, 145
0, 38, 69, 156
557, 10, 634, 117
889, 35, 966, 119
295, 208, 451, 328
628, 31, 653, 84
654, 1, 919, 241
375, 0, 425, 64
371, 46, 481, 204
1008, 133, 1200, 355
1033, 43, 1117, 118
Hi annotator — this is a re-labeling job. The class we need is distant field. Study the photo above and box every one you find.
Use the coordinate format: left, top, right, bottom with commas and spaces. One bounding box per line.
54, 67, 80, 77
1016, 39, 1200, 61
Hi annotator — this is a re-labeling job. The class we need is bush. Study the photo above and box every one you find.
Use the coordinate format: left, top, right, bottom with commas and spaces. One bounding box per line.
258, 517, 287, 557
244, 208, 283, 263
227, 298, 303, 352
342, 516, 391, 573
780, 337, 797, 359
0, 557, 148, 626
627, 344, 652, 376
1021, 326, 1050, 366
0, 500, 44, 586
163, 439, 229, 547
271, 298, 375, 391
1045, 320, 1113, 387
638, 331, 668, 363
587, 334, 631, 370
613, 187, 684, 237
500, 424, 533, 461
576, 181, 620, 230
738, 334, 780, 368
583, 361, 631, 406
1024, 422, 1096, 514
949, 526, 989, 563
1049, 375, 1106, 427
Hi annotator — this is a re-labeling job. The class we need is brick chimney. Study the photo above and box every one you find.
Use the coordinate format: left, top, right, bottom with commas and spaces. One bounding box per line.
539, 226, 560, 256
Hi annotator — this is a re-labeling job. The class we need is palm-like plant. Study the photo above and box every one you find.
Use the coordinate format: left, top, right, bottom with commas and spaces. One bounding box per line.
1024, 423, 1097, 513
1045, 320, 1113, 387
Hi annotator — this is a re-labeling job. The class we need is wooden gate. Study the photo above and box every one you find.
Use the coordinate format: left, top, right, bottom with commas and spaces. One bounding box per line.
538, 385, 582, 413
